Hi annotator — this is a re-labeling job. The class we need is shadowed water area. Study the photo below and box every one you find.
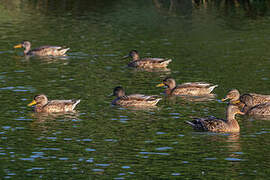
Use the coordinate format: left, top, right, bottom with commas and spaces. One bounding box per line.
1, 0, 270, 178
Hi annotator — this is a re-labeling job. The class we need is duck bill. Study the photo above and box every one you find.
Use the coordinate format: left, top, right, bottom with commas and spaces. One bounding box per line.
122, 55, 129, 59
156, 83, 165, 87
221, 97, 228, 102
28, 100, 37, 106
14, 44, 23, 48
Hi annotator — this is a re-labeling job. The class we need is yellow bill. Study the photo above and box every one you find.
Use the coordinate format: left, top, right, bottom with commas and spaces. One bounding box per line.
156, 83, 165, 87
28, 100, 37, 106
14, 44, 22, 48
221, 98, 227, 102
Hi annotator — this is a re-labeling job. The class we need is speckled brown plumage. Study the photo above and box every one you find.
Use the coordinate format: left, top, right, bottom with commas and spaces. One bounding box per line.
14, 41, 69, 56
123, 50, 172, 68
28, 94, 80, 113
112, 86, 161, 107
185, 105, 244, 132
156, 78, 218, 96
222, 89, 270, 113
246, 103, 270, 116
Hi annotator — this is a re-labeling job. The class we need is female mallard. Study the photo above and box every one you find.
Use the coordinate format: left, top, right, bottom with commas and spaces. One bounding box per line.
111, 86, 161, 107
14, 41, 70, 56
123, 50, 172, 68
221, 89, 270, 113
156, 77, 218, 96
185, 105, 244, 132
28, 94, 80, 113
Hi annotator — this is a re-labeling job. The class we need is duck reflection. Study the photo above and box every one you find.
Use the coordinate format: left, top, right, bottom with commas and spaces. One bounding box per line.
170, 94, 216, 102
30, 111, 80, 123
132, 67, 171, 73
205, 132, 242, 161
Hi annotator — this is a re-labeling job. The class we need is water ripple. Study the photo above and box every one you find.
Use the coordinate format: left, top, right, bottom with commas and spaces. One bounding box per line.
225, 158, 244, 161
85, 148, 96, 152
155, 147, 173, 151
139, 152, 170, 156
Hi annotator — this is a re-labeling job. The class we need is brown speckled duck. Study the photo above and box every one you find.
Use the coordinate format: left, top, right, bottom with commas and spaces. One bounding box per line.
123, 50, 172, 68
222, 89, 270, 113
28, 94, 80, 113
14, 41, 70, 56
156, 77, 218, 96
185, 105, 244, 132
111, 86, 161, 107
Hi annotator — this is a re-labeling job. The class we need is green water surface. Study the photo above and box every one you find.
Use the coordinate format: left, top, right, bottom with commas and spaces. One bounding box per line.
0, 0, 270, 179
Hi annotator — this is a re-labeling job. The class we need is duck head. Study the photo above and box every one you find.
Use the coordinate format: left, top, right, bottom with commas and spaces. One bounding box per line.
28, 94, 48, 107
112, 86, 125, 98
222, 89, 240, 104
156, 77, 176, 89
14, 41, 31, 54
122, 50, 140, 61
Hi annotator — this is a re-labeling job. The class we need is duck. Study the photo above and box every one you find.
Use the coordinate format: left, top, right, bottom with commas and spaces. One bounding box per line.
28, 94, 80, 113
111, 86, 161, 107
156, 77, 218, 96
122, 50, 172, 68
221, 89, 270, 113
14, 41, 70, 56
185, 105, 244, 132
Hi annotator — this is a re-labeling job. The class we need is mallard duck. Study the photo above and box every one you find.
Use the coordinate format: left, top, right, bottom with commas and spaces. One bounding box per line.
111, 86, 161, 107
156, 77, 218, 96
28, 94, 80, 113
185, 105, 244, 132
222, 89, 270, 113
123, 50, 172, 68
14, 41, 70, 56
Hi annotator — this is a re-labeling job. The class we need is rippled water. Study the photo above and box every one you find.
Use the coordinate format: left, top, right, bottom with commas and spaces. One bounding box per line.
1, 0, 270, 178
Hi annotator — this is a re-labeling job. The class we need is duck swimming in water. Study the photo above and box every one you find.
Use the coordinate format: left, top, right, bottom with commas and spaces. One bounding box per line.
14, 41, 69, 56
185, 105, 244, 133
222, 89, 270, 113
123, 50, 172, 69
156, 77, 218, 96
28, 94, 80, 113
111, 86, 161, 107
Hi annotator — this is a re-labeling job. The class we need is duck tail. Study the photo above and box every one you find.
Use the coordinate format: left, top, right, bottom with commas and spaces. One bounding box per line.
59, 48, 70, 55
154, 98, 162, 105
72, 99, 81, 110
185, 120, 196, 127
162, 59, 172, 65
208, 85, 218, 93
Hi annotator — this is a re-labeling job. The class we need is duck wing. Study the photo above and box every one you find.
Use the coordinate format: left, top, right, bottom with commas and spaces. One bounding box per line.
115, 94, 161, 106
179, 82, 213, 88
247, 103, 270, 116
186, 117, 227, 132
32, 46, 62, 51
246, 93, 270, 104
129, 58, 171, 68
45, 99, 80, 112
173, 82, 218, 95
121, 94, 159, 101
30, 46, 69, 56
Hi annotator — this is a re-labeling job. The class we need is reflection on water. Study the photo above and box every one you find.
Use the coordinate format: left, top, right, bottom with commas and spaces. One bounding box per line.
0, 0, 270, 179
166, 94, 217, 103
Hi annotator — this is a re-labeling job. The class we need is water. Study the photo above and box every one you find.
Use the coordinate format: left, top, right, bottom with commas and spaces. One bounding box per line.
1, 0, 270, 178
